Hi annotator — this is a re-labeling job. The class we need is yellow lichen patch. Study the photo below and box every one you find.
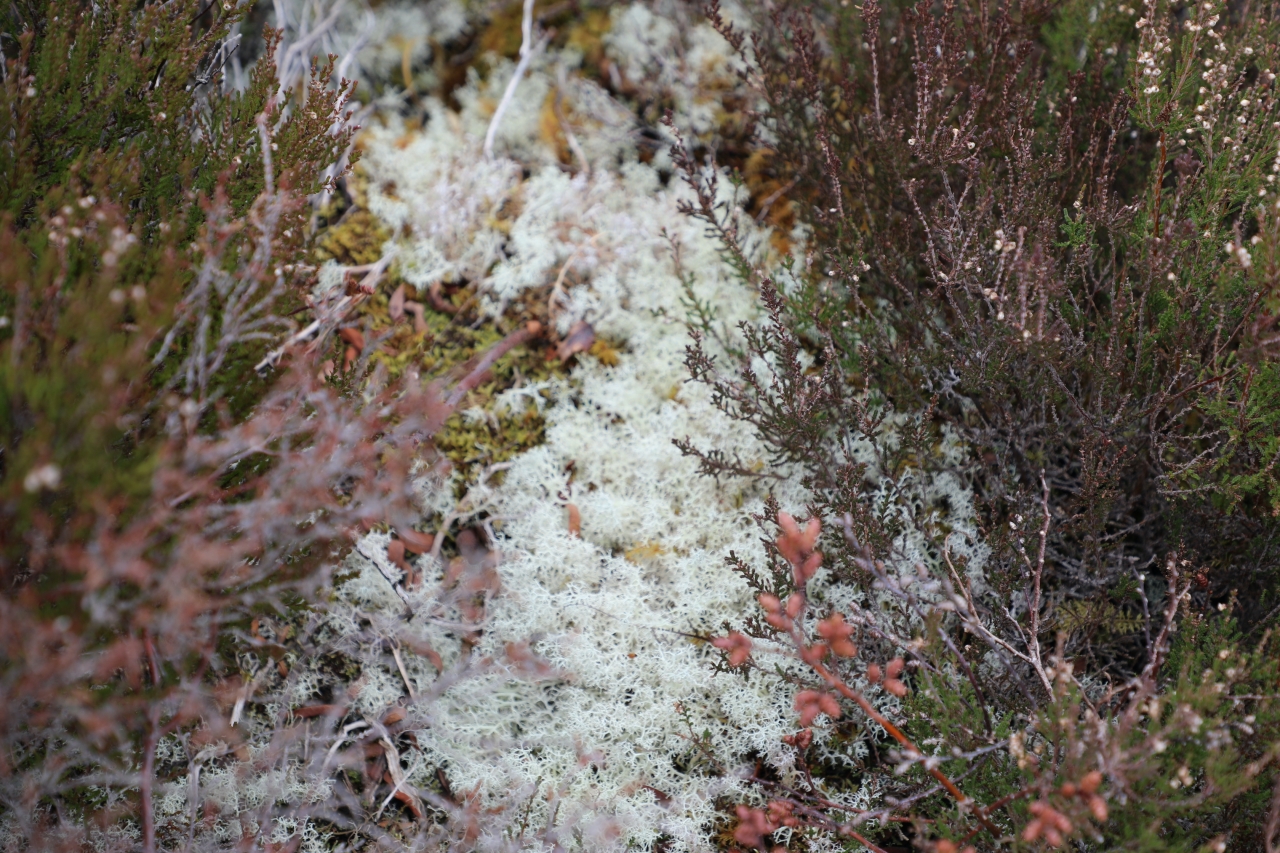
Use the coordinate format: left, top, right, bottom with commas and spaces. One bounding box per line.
624, 542, 666, 564
588, 338, 620, 367
475, 1, 528, 60
740, 148, 798, 259
314, 209, 392, 266
539, 91, 573, 167
562, 7, 612, 70
477, 1, 610, 68
387, 33, 421, 93
486, 184, 525, 235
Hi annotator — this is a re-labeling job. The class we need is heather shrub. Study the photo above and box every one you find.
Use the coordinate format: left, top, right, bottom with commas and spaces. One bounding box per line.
3, 1, 825, 849
0, 1, 472, 848
299, 4, 840, 847
688, 0, 1280, 850
8, 0, 1279, 850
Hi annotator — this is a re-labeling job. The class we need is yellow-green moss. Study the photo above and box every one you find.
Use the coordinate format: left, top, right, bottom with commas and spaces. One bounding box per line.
314, 208, 392, 266
434, 401, 548, 491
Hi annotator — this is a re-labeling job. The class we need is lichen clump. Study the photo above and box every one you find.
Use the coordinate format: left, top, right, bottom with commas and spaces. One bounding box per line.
305, 2, 990, 850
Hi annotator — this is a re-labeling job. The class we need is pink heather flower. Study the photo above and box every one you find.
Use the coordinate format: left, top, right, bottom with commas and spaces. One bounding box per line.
711, 631, 753, 666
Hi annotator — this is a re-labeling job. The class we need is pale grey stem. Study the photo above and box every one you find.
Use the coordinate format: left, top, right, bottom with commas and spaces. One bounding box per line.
483, 0, 547, 159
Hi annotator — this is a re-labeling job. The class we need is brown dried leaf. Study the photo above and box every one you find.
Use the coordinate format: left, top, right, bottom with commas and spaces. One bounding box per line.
403, 301, 427, 334
556, 320, 596, 363
389, 283, 406, 321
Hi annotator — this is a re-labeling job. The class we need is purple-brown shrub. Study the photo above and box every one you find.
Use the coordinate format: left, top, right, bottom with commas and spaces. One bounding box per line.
687, 0, 1280, 849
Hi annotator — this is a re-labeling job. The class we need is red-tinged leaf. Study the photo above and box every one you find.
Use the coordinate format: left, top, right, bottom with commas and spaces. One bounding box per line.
338, 326, 365, 351
389, 283, 406, 321
394, 787, 425, 819
711, 632, 753, 666
387, 539, 412, 577
427, 280, 459, 314
1088, 795, 1108, 822
555, 320, 596, 362
403, 301, 428, 334
397, 528, 434, 553
641, 784, 671, 803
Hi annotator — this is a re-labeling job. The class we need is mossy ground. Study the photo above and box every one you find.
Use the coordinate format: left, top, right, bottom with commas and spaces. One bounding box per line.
305, 0, 808, 507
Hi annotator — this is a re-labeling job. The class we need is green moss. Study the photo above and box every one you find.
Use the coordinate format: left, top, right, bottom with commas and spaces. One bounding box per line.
435, 401, 548, 490
314, 208, 392, 266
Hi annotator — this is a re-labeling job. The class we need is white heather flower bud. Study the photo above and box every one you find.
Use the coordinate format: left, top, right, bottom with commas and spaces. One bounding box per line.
23, 463, 62, 493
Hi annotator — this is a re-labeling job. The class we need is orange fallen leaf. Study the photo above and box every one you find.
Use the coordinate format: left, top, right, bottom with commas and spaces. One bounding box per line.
338, 326, 365, 351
